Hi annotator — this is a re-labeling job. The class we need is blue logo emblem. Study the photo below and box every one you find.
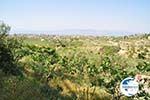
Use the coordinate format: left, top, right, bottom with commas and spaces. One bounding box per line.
120, 77, 139, 97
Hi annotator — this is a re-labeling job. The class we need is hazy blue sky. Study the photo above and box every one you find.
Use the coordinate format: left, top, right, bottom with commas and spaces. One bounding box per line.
0, 0, 150, 33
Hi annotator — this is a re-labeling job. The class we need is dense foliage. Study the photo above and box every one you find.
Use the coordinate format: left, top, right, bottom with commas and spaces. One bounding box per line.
0, 22, 22, 75
0, 22, 150, 100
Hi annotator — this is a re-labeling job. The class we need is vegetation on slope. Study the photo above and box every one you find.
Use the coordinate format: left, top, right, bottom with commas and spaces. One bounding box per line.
0, 23, 150, 100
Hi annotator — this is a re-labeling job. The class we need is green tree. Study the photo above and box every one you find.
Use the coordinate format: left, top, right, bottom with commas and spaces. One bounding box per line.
0, 21, 10, 39
0, 22, 22, 75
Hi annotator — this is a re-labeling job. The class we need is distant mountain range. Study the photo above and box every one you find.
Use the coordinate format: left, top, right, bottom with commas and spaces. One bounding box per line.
10, 29, 139, 36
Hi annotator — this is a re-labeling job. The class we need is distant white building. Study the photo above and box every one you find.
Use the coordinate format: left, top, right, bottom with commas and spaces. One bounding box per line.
41, 39, 45, 41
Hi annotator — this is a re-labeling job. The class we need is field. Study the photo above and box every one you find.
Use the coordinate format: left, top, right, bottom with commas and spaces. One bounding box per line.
0, 33, 150, 100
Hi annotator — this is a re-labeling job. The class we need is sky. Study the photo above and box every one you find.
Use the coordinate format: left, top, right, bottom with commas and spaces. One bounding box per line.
0, 0, 150, 34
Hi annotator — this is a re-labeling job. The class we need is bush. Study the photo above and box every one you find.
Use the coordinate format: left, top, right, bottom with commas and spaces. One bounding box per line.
0, 22, 22, 76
